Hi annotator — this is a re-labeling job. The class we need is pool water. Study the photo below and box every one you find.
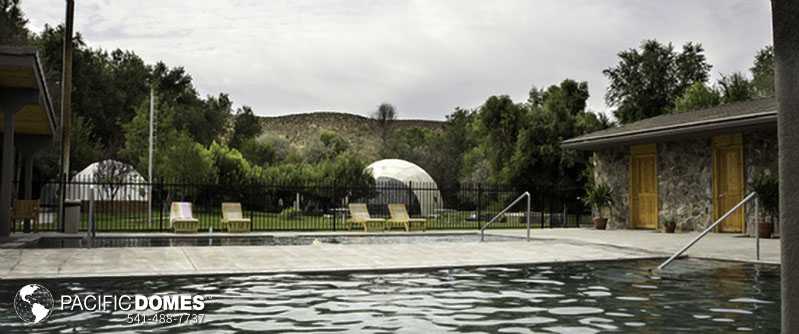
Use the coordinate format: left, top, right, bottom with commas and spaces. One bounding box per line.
0, 259, 780, 333
22, 233, 521, 248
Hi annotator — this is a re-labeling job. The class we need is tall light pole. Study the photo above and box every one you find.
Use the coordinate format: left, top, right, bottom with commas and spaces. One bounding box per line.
772, 0, 799, 331
58, 0, 75, 231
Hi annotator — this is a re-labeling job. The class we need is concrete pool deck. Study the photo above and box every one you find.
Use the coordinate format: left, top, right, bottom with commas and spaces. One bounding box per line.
491, 228, 780, 265
0, 228, 779, 280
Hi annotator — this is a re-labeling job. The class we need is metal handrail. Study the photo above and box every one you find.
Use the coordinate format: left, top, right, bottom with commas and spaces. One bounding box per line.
656, 192, 757, 271
480, 191, 531, 242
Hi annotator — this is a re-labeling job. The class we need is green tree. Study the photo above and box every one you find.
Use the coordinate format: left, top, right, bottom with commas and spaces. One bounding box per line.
121, 99, 214, 182
303, 131, 351, 163
150, 62, 232, 146
159, 133, 216, 183
36, 25, 151, 149
674, 82, 722, 113
69, 116, 105, 172
719, 72, 754, 103
751, 45, 775, 97
240, 134, 293, 168
503, 80, 603, 192
604, 40, 712, 123
0, 0, 31, 45
229, 106, 261, 149
476, 95, 526, 179
208, 142, 257, 185
438, 108, 476, 188
373, 102, 396, 147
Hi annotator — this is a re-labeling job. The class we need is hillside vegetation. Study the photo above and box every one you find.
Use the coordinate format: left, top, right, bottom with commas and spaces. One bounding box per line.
259, 112, 443, 161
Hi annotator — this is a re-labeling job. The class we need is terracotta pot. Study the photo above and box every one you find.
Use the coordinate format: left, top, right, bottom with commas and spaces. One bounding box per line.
758, 222, 773, 239
593, 217, 607, 230
664, 223, 676, 234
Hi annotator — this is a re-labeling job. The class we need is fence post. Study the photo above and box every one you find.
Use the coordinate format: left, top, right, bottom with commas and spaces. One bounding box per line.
477, 184, 482, 230
158, 177, 164, 232
407, 181, 413, 217
540, 192, 544, 228
332, 184, 337, 232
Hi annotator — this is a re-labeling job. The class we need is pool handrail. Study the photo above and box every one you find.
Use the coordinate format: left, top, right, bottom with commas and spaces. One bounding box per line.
656, 192, 757, 271
480, 191, 531, 242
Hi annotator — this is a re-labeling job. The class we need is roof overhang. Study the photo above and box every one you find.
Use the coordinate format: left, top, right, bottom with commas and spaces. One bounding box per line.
562, 111, 777, 150
0, 46, 56, 137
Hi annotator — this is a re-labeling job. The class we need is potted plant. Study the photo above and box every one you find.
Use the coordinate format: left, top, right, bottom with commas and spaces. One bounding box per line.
662, 217, 676, 233
584, 182, 613, 230
751, 171, 779, 238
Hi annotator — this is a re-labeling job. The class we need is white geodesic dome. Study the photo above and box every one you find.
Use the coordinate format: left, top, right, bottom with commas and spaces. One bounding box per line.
365, 159, 442, 217
67, 160, 149, 201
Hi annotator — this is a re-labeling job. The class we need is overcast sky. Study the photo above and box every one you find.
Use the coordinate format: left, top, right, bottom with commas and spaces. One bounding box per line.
22, 0, 773, 120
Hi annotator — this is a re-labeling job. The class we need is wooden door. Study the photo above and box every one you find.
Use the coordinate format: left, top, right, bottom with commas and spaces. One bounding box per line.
713, 134, 744, 233
630, 144, 658, 229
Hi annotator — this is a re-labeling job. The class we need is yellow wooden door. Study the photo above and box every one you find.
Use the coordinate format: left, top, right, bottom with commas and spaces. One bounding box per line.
630, 144, 658, 229
713, 134, 744, 233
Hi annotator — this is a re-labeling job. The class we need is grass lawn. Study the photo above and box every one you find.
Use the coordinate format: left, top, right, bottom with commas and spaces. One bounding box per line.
25, 209, 592, 232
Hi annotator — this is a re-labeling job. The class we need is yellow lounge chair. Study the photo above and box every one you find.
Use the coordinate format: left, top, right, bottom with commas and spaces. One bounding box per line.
170, 202, 199, 233
222, 202, 251, 232
347, 203, 385, 232
388, 204, 427, 231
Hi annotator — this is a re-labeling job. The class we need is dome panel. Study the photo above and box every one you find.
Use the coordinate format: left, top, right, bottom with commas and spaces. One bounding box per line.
365, 159, 442, 216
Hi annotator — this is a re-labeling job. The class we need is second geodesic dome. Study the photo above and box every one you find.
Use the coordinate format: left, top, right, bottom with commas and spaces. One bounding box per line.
364, 159, 442, 217
67, 160, 149, 201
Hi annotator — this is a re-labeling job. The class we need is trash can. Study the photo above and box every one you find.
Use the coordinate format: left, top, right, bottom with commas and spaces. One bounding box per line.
63, 200, 81, 234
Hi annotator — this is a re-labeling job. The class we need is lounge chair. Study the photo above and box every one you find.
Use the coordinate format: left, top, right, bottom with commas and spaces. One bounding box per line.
12, 199, 39, 232
221, 202, 251, 232
347, 203, 385, 232
387, 204, 427, 231
170, 202, 199, 233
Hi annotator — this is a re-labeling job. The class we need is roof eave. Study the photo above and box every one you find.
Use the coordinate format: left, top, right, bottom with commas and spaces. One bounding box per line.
32, 51, 56, 137
562, 112, 778, 150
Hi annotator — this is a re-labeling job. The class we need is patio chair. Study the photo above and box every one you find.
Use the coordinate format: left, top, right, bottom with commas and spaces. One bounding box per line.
347, 203, 385, 232
387, 204, 427, 232
221, 202, 251, 233
12, 199, 39, 232
170, 202, 199, 233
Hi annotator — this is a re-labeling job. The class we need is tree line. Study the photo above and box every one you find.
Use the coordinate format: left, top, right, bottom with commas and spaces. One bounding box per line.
2, 1, 374, 188
2, 1, 775, 199
378, 40, 773, 195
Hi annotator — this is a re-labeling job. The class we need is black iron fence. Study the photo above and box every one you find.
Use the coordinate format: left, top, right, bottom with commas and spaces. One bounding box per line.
14, 176, 591, 233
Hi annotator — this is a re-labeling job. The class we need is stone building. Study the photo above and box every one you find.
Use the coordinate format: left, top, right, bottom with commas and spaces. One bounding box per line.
562, 98, 778, 234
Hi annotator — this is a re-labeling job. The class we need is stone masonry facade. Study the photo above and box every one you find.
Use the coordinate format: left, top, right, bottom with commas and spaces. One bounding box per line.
591, 129, 777, 233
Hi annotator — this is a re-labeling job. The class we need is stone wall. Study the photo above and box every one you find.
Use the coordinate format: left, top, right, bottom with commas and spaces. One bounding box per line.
592, 147, 629, 229
743, 130, 779, 235
591, 129, 778, 232
657, 138, 713, 231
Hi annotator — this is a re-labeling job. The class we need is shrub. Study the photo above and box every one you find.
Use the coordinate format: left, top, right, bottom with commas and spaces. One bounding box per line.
583, 182, 613, 219
752, 171, 779, 223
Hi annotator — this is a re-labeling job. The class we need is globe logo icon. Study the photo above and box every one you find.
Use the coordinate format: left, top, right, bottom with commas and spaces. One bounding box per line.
13, 284, 54, 324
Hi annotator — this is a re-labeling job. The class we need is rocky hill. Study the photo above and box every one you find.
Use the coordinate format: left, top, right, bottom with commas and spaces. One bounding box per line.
259, 112, 444, 160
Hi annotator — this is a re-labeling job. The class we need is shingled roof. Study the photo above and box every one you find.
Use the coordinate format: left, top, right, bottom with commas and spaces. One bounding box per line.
563, 97, 777, 150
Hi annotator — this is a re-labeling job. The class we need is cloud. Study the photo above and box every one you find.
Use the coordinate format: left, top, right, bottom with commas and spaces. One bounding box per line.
22, 0, 772, 120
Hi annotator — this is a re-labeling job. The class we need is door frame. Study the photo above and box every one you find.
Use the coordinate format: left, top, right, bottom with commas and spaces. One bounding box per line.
629, 144, 658, 230
712, 134, 745, 233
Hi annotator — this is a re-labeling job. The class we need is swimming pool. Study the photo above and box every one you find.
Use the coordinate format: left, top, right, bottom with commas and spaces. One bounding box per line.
20, 233, 521, 248
0, 258, 779, 332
